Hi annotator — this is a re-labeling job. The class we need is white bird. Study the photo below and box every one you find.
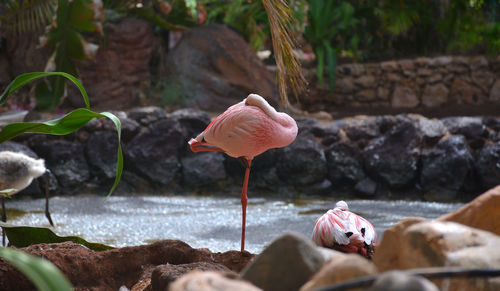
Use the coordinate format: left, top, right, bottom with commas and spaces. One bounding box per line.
0, 151, 54, 245
312, 200, 377, 259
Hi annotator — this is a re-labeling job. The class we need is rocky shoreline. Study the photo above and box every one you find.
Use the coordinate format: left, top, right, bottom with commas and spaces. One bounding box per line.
1, 106, 499, 202
0, 185, 498, 291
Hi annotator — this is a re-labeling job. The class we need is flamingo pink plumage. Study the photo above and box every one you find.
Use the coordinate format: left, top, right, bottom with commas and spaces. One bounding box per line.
312, 201, 378, 259
189, 94, 298, 252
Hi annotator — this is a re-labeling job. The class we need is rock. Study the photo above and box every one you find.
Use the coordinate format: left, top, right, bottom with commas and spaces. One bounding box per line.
490, 79, 500, 102
374, 221, 500, 290
342, 117, 380, 141
181, 152, 226, 190
325, 142, 365, 188
422, 84, 449, 107
363, 120, 420, 188
415, 117, 447, 146
441, 117, 486, 148
86, 131, 118, 181
438, 185, 500, 236
475, 142, 500, 189
152, 262, 232, 291
391, 85, 419, 108
449, 78, 485, 104
373, 217, 427, 271
354, 177, 378, 196
125, 118, 185, 187
164, 24, 277, 112
367, 271, 439, 291
296, 117, 328, 137
0, 240, 255, 291
276, 135, 327, 186
30, 140, 90, 191
169, 271, 261, 291
75, 18, 157, 109
300, 253, 378, 291
128, 106, 168, 126
241, 232, 325, 291
355, 75, 377, 88
420, 135, 474, 200
169, 108, 212, 144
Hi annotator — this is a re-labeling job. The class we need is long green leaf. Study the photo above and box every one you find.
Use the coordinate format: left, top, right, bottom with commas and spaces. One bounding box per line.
1, 223, 114, 251
0, 108, 123, 196
0, 72, 90, 109
0, 247, 73, 291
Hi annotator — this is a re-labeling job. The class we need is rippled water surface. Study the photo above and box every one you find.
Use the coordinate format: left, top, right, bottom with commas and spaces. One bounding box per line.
5, 195, 463, 253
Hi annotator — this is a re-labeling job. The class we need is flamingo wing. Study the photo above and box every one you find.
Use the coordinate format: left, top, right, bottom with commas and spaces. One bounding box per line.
312, 209, 350, 246
346, 211, 378, 246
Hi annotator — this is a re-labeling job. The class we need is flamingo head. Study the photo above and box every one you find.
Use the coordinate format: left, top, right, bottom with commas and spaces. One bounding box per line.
335, 200, 349, 211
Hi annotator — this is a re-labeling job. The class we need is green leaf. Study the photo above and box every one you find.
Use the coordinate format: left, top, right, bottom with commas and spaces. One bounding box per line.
0, 189, 15, 198
68, 0, 95, 32
65, 29, 86, 60
0, 247, 73, 291
0, 72, 90, 109
0, 108, 123, 196
1, 223, 114, 251
185, 0, 198, 21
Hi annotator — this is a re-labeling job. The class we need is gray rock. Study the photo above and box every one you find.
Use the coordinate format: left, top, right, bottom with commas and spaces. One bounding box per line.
326, 142, 365, 188
181, 152, 226, 190
31, 140, 90, 191
128, 106, 167, 126
125, 118, 184, 186
416, 117, 447, 146
277, 135, 327, 186
241, 232, 325, 291
368, 271, 439, 291
152, 262, 231, 291
441, 117, 486, 148
476, 141, 500, 190
355, 177, 377, 196
420, 135, 474, 200
343, 117, 380, 141
164, 24, 277, 112
363, 120, 420, 188
169, 108, 212, 144
86, 131, 118, 181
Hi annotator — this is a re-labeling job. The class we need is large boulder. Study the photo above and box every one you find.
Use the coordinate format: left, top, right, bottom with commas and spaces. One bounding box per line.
374, 221, 500, 290
241, 232, 325, 291
441, 117, 487, 149
420, 135, 474, 200
164, 24, 277, 112
170, 271, 261, 291
363, 119, 420, 188
181, 152, 227, 190
85, 131, 118, 182
325, 142, 365, 189
475, 141, 500, 190
438, 185, 500, 236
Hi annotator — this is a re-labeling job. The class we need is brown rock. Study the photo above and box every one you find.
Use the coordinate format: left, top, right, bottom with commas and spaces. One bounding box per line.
170, 271, 261, 291
471, 70, 495, 89
490, 79, 500, 102
300, 253, 378, 291
380, 60, 400, 71
426, 73, 442, 83
75, 18, 158, 110
355, 75, 377, 88
450, 78, 485, 104
0, 240, 255, 291
438, 185, 500, 235
367, 271, 439, 291
377, 86, 390, 100
152, 262, 231, 291
422, 84, 449, 107
374, 221, 500, 290
391, 85, 419, 108
164, 24, 277, 112
356, 89, 377, 101
335, 77, 355, 94
432, 56, 453, 66
373, 217, 427, 271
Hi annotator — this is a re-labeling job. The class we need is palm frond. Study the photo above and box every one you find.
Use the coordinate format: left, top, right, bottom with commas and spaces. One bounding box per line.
262, 0, 306, 107
0, 0, 57, 35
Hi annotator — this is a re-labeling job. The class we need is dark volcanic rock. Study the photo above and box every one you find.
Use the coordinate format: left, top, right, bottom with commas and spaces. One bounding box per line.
416, 117, 448, 146
420, 135, 474, 200
86, 131, 118, 182
181, 152, 226, 190
363, 120, 420, 188
30, 140, 90, 191
343, 117, 380, 141
128, 106, 168, 126
125, 118, 184, 186
164, 24, 277, 112
326, 142, 365, 188
476, 141, 500, 190
441, 117, 487, 149
276, 135, 327, 186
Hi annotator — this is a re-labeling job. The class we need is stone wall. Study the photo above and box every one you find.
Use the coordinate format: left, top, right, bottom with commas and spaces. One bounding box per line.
4, 106, 500, 202
304, 55, 500, 114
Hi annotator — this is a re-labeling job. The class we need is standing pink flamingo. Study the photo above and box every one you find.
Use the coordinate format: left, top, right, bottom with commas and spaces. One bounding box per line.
312, 201, 378, 259
189, 93, 298, 252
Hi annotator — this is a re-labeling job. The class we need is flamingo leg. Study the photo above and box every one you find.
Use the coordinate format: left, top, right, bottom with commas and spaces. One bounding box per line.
1, 196, 5, 246
44, 171, 54, 227
240, 158, 252, 252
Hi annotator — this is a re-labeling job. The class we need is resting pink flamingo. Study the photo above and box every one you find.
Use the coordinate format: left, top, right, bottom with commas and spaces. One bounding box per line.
312, 201, 378, 259
189, 93, 298, 252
